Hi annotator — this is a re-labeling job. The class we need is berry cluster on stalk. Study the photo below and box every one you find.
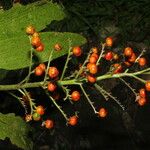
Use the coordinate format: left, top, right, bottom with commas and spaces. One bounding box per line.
3, 26, 150, 130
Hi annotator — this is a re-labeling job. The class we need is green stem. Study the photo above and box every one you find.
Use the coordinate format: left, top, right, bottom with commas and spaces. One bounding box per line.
80, 84, 98, 114
96, 43, 105, 65
60, 39, 72, 80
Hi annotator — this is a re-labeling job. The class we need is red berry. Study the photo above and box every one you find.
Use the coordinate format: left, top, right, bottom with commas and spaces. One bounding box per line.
138, 97, 147, 106
128, 53, 136, 63
54, 43, 62, 51
124, 47, 133, 57
87, 75, 96, 83
36, 105, 45, 115
145, 81, 150, 91
68, 115, 78, 126
26, 25, 35, 35
106, 37, 113, 47
72, 46, 82, 56
48, 67, 59, 78
36, 43, 44, 52
31, 36, 41, 47
45, 119, 54, 129
105, 51, 113, 61
71, 91, 80, 101
38, 63, 46, 71
47, 82, 57, 92
113, 63, 122, 74
89, 63, 98, 74
91, 53, 99, 60
98, 108, 107, 118
35, 66, 44, 76
139, 88, 146, 98
138, 57, 146, 66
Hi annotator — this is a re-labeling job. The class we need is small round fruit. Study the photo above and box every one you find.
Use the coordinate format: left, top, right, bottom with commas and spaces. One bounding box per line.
36, 105, 45, 115
138, 57, 146, 66
47, 82, 57, 92
89, 56, 97, 63
68, 115, 78, 126
105, 51, 113, 61
92, 47, 98, 54
124, 47, 133, 57
113, 53, 119, 60
113, 63, 122, 74
145, 81, 150, 91
89, 63, 98, 74
35, 66, 44, 76
138, 97, 147, 106
71, 91, 80, 101
128, 53, 136, 63
26, 25, 35, 35
139, 88, 146, 98
32, 32, 40, 37
38, 63, 46, 71
25, 114, 32, 122
91, 53, 99, 60
54, 43, 62, 51
45, 119, 54, 129
36, 43, 44, 52
98, 108, 107, 118
106, 37, 113, 47
31, 36, 41, 47
48, 67, 59, 78
33, 113, 41, 121
72, 46, 82, 56
87, 75, 96, 83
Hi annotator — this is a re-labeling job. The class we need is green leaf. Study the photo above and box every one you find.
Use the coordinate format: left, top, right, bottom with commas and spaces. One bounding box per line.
0, 113, 33, 150
0, 32, 86, 70
0, 1, 65, 39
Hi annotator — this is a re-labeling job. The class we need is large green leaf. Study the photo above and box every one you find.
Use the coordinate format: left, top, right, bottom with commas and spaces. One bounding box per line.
0, 32, 86, 70
0, 113, 33, 150
0, 1, 65, 39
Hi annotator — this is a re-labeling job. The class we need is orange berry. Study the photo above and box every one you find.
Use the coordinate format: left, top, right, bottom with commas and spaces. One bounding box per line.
45, 119, 54, 129
54, 43, 62, 51
72, 46, 82, 56
145, 81, 150, 91
36, 43, 44, 52
38, 63, 46, 71
68, 115, 78, 126
91, 53, 99, 60
36, 105, 45, 115
124, 47, 133, 57
113, 53, 119, 60
26, 25, 35, 35
25, 114, 32, 122
92, 47, 98, 53
139, 88, 146, 98
98, 108, 107, 118
35, 66, 44, 76
138, 57, 146, 66
138, 97, 147, 106
89, 56, 97, 63
106, 37, 113, 47
32, 32, 40, 37
87, 75, 96, 83
31, 36, 41, 47
128, 53, 136, 63
71, 91, 80, 101
47, 82, 57, 92
113, 63, 122, 74
48, 67, 59, 78
89, 63, 98, 74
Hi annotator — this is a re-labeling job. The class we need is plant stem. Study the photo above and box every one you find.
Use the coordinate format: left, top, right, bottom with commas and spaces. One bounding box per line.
60, 39, 72, 80
80, 84, 98, 114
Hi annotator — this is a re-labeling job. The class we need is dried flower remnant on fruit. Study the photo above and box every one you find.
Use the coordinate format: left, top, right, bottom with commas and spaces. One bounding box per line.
54, 43, 62, 51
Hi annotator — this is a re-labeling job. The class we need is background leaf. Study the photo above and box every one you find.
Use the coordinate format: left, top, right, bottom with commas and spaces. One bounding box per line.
0, 1, 65, 39
0, 113, 33, 150
0, 32, 86, 70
